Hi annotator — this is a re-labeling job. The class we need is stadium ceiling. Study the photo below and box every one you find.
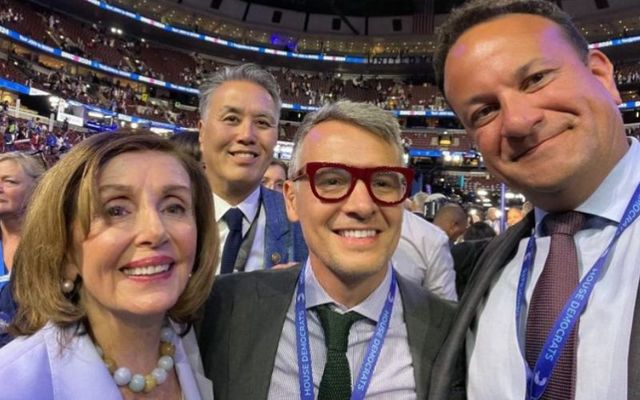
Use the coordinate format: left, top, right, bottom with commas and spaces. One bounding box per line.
216, 0, 466, 17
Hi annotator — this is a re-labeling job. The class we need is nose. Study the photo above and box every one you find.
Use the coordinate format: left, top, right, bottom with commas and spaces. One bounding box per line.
341, 179, 377, 220
134, 206, 169, 248
236, 120, 257, 144
499, 93, 544, 138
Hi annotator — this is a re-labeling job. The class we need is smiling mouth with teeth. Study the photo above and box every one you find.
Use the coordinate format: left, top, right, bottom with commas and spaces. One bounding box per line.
230, 151, 257, 158
338, 230, 378, 238
122, 264, 172, 276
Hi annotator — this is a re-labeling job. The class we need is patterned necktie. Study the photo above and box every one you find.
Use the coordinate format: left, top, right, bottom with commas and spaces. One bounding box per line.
220, 208, 244, 274
315, 304, 365, 400
525, 211, 586, 400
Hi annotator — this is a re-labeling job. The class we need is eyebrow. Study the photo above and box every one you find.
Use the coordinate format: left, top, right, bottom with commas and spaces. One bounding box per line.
463, 57, 553, 107
219, 105, 276, 121
98, 184, 192, 196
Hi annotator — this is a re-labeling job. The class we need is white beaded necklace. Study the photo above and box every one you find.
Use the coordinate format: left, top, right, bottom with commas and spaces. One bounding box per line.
95, 325, 177, 394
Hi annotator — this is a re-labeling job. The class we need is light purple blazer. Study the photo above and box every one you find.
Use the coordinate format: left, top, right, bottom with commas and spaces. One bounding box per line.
0, 322, 213, 400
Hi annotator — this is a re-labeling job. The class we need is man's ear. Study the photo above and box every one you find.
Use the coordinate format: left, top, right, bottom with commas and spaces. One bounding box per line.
198, 120, 205, 145
588, 49, 622, 105
282, 180, 299, 222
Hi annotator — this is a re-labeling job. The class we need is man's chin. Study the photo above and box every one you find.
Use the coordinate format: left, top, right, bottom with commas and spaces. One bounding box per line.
331, 261, 388, 283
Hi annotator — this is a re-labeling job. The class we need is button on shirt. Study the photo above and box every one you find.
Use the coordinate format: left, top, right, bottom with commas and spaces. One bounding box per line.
467, 137, 640, 400
214, 186, 266, 273
268, 261, 417, 399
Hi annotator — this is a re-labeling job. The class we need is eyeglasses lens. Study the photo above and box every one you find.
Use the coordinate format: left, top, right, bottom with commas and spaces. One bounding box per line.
313, 166, 407, 203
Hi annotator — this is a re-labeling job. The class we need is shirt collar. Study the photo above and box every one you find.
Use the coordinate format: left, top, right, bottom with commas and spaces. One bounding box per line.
213, 186, 261, 223
303, 259, 393, 323
534, 137, 639, 235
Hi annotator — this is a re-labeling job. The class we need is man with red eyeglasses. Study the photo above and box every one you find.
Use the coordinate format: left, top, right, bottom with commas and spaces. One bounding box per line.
199, 100, 463, 400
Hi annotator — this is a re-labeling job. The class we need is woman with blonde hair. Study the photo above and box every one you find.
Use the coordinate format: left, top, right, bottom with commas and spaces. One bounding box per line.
0, 152, 45, 347
0, 131, 218, 399
0, 152, 45, 288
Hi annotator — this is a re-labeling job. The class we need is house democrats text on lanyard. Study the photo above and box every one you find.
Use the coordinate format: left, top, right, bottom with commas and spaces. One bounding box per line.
294, 263, 397, 400
516, 182, 640, 400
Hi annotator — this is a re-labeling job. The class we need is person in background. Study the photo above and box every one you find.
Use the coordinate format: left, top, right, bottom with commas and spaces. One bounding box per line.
0, 152, 45, 347
430, 1, 640, 399
432, 203, 468, 245
484, 206, 501, 234
394, 208, 458, 300
0, 132, 217, 399
261, 158, 287, 193
410, 191, 429, 217
199, 100, 463, 400
507, 207, 524, 227
0, 152, 45, 290
198, 63, 306, 273
450, 221, 497, 297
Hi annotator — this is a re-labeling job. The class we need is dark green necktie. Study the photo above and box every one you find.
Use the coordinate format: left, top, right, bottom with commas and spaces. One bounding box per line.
315, 304, 365, 400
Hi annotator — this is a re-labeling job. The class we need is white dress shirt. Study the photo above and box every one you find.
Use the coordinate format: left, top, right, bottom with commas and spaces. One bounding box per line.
267, 261, 416, 399
468, 138, 640, 400
214, 186, 266, 273
393, 210, 458, 301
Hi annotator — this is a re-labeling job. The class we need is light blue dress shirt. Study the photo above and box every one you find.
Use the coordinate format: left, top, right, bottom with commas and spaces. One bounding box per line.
268, 261, 416, 399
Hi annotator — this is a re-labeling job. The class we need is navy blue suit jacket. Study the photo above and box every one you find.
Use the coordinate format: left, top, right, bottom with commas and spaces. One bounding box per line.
261, 186, 307, 267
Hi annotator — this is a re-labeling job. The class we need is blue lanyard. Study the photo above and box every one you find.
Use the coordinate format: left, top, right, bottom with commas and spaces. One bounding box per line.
295, 263, 397, 400
0, 240, 6, 276
515, 182, 640, 400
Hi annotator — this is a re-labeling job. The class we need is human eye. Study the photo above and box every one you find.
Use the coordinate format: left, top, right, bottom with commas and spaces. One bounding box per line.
164, 203, 188, 215
470, 104, 499, 127
222, 114, 240, 124
372, 172, 402, 191
315, 169, 350, 190
255, 119, 274, 129
521, 70, 551, 91
105, 204, 129, 218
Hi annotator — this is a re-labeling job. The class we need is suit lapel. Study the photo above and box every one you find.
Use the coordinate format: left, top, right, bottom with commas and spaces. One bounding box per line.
399, 275, 451, 400
428, 213, 535, 400
261, 186, 290, 265
175, 327, 213, 400
399, 276, 430, 400
227, 266, 300, 399
262, 186, 289, 241
45, 324, 121, 399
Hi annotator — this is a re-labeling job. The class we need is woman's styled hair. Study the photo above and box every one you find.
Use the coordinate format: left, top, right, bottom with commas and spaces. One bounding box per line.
0, 152, 46, 181
10, 131, 218, 336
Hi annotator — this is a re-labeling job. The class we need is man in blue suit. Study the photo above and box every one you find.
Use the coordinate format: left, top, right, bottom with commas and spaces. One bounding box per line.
198, 64, 307, 272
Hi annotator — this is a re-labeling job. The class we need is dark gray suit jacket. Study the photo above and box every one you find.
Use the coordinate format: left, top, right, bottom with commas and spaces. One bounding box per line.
429, 212, 640, 400
198, 265, 464, 400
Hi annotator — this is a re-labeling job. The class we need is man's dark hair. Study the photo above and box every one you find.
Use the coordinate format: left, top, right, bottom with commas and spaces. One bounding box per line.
464, 221, 497, 241
433, 0, 589, 95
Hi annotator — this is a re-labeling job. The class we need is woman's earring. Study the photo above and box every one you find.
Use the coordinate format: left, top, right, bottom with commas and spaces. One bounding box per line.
62, 279, 75, 294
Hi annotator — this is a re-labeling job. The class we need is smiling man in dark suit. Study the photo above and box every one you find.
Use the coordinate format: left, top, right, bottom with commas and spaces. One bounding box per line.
429, 1, 640, 400
199, 100, 462, 400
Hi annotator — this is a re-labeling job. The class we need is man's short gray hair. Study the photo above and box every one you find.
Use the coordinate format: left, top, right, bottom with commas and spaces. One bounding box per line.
289, 100, 405, 175
433, 0, 588, 95
198, 63, 282, 121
